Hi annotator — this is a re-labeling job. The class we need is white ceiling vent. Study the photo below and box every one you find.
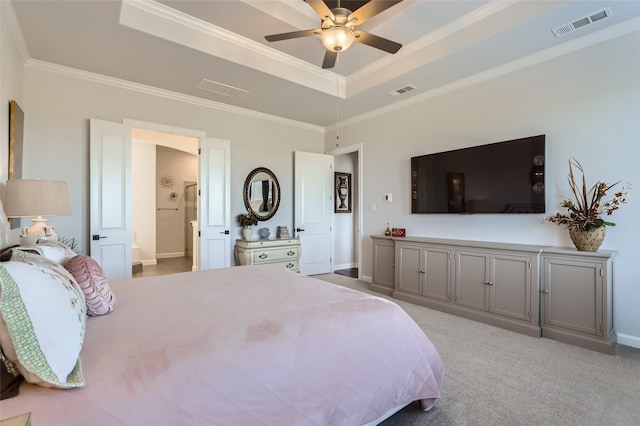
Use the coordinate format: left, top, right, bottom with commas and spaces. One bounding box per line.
552, 8, 612, 37
387, 85, 417, 97
197, 79, 248, 98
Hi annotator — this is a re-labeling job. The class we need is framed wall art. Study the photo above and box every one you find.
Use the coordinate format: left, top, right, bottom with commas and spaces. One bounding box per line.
334, 172, 351, 213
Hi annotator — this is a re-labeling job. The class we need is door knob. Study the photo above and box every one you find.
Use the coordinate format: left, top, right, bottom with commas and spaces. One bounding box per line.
296, 228, 305, 232
92, 235, 107, 240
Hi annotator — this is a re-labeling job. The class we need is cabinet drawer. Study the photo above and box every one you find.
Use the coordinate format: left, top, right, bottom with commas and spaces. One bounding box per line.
252, 247, 300, 263
257, 260, 299, 272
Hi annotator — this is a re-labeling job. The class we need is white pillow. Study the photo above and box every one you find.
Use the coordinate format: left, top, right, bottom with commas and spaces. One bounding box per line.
13, 240, 76, 266
0, 250, 85, 388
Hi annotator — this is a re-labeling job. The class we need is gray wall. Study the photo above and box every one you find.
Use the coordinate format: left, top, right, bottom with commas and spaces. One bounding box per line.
326, 31, 640, 348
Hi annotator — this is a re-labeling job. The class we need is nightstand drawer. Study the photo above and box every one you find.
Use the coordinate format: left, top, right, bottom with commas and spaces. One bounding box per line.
252, 247, 300, 263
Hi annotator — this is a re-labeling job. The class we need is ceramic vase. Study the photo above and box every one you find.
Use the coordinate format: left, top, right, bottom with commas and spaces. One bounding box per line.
241, 227, 253, 241
569, 226, 606, 252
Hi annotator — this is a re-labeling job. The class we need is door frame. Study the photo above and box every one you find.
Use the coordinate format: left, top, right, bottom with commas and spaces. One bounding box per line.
329, 143, 363, 280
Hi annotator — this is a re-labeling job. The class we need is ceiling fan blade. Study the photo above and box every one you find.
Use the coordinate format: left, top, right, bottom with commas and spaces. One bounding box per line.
322, 50, 337, 69
265, 29, 319, 42
349, 0, 403, 26
354, 30, 402, 54
304, 0, 335, 21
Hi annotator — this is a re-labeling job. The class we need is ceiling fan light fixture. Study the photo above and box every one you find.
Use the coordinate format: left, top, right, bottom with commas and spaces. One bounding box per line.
321, 26, 355, 52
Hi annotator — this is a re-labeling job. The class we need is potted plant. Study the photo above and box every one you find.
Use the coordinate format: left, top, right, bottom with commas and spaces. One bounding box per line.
545, 158, 630, 251
237, 211, 258, 240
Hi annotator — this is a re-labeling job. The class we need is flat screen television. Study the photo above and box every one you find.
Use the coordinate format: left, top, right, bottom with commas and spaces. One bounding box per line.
411, 135, 545, 214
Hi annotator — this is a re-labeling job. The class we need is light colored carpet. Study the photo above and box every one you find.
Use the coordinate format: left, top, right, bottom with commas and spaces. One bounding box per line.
315, 273, 640, 426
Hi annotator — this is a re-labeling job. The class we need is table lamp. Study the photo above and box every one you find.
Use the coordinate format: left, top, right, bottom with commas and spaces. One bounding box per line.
4, 179, 71, 245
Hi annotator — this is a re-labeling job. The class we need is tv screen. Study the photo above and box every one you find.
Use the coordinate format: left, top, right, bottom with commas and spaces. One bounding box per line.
411, 135, 545, 214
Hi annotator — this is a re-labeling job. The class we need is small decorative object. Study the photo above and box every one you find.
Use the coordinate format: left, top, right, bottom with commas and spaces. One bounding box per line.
277, 226, 291, 239
237, 212, 258, 241
258, 227, 270, 239
334, 172, 352, 213
391, 228, 406, 237
159, 175, 175, 189
545, 158, 630, 252
169, 192, 178, 201
384, 223, 391, 236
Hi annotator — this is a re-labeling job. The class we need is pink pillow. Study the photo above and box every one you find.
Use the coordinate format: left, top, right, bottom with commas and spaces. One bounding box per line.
65, 255, 116, 316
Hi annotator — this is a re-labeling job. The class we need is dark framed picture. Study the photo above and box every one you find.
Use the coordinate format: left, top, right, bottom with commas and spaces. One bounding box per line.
334, 172, 352, 213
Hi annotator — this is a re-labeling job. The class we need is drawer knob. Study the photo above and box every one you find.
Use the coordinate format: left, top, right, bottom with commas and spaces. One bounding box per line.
287, 250, 295, 256
259, 253, 268, 259
286, 263, 294, 269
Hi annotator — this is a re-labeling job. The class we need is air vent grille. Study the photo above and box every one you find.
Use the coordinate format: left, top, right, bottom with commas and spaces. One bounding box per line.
387, 85, 417, 97
551, 7, 612, 37
197, 79, 248, 98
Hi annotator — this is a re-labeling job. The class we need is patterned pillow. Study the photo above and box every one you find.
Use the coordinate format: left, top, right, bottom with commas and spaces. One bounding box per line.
13, 240, 76, 266
65, 255, 116, 316
0, 250, 85, 388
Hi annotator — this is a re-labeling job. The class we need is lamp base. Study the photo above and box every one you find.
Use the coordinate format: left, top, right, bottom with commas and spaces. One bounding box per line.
19, 216, 58, 246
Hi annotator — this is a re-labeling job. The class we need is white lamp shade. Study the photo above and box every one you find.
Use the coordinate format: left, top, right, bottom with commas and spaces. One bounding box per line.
4, 179, 71, 218
321, 27, 355, 52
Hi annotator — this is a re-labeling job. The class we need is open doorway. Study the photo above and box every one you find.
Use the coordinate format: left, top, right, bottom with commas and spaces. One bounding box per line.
131, 128, 198, 278
330, 144, 363, 280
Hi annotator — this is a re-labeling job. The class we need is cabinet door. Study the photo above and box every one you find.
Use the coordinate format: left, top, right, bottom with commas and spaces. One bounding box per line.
424, 247, 452, 302
372, 240, 395, 290
490, 254, 531, 321
542, 257, 603, 336
396, 244, 423, 295
455, 251, 489, 311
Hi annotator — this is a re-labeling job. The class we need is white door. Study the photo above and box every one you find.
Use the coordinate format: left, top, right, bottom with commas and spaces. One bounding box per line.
90, 119, 132, 281
294, 151, 333, 275
198, 137, 231, 270
91, 121, 230, 278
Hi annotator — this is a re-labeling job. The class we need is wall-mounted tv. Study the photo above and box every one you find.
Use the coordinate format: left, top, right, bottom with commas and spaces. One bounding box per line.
411, 135, 545, 214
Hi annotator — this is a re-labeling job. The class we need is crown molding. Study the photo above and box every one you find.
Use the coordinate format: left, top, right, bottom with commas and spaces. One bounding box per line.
334, 17, 640, 130
25, 59, 324, 133
120, 0, 344, 98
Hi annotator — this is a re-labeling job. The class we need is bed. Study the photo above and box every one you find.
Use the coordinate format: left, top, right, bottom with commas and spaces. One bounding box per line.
1, 259, 443, 425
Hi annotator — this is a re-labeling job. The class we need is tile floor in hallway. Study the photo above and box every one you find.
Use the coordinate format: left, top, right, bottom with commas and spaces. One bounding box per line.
133, 256, 193, 278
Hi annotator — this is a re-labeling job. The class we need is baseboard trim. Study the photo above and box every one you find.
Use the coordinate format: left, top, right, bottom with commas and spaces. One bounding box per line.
616, 333, 640, 349
157, 252, 185, 259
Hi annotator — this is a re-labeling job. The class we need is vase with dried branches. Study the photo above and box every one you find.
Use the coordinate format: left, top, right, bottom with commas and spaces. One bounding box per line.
545, 159, 630, 251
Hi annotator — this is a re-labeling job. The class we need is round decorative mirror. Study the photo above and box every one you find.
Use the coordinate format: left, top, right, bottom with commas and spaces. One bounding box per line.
243, 167, 280, 221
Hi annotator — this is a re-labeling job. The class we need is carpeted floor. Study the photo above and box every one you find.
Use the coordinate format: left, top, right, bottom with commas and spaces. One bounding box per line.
315, 273, 640, 426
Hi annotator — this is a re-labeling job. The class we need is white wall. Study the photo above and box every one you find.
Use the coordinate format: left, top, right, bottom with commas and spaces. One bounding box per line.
155, 145, 197, 258
0, 3, 25, 219
20, 66, 324, 258
328, 31, 640, 348
132, 139, 156, 263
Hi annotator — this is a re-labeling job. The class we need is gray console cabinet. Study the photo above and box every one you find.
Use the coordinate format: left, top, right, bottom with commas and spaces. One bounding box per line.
395, 241, 452, 303
540, 248, 616, 353
455, 250, 534, 323
371, 235, 617, 352
391, 237, 542, 337
371, 236, 395, 295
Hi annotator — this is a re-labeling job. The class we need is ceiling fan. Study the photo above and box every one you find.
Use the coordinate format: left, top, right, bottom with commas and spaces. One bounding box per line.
265, 0, 403, 69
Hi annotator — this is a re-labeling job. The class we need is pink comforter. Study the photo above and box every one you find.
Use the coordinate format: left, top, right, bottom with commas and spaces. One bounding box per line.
1, 266, 443, 425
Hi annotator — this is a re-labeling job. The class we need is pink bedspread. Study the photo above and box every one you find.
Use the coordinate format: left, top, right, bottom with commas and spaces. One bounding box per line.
1, 266, 443, 425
